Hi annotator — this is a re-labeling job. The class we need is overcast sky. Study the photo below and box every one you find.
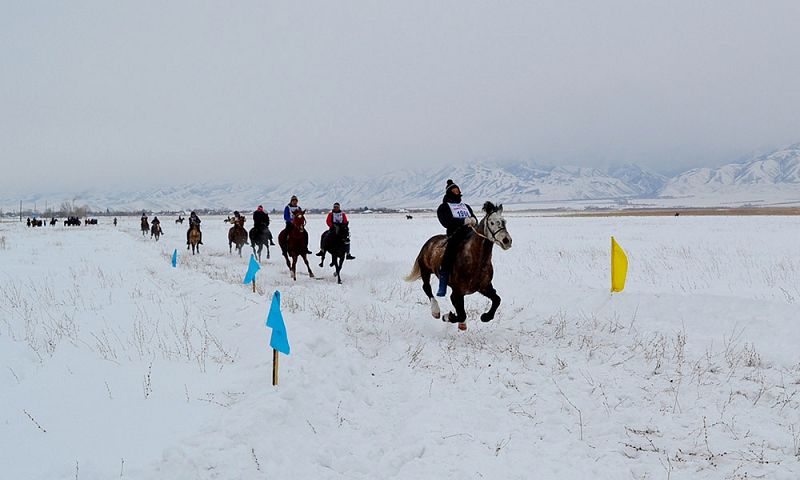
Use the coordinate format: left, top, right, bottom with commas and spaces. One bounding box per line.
2, 1, 799, 194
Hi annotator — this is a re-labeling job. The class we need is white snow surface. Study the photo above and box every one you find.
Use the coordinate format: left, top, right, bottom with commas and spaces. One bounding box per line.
1, 214, 799, 479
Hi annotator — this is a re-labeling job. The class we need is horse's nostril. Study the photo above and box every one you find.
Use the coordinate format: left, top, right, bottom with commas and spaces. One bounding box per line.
503, 238, 510, 245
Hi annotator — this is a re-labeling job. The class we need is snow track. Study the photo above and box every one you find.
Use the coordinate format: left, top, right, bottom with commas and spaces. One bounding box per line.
1, 214, 799, 479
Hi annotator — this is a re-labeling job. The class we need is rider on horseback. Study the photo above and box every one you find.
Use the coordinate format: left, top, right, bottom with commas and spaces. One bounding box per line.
152, 216, 160, 227
232, 210, 245, 227
283, 195, 311, 254
253, 205, 275, 245
186, 211, 203, 245
141, 212, 147, 223
436, 179, 477, 296
316, 202, 356, 259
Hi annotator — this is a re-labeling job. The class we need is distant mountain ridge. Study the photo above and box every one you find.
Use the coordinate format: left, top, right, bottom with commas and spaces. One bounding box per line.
4, 144, 800, 212
660, 143, 800, 197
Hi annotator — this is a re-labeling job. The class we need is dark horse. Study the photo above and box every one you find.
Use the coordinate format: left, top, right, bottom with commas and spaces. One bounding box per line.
175, 215, 184, 224
228, 219, 248, 257
151, 223, 162, 241
249, 225, 272, 262
318, 222, 350, 284
141, 218, 149, 236
278, 209, 314, 281
405, 202, 512, 329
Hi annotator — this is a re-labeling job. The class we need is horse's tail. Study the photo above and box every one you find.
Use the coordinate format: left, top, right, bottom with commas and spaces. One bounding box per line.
404, 252, 423, 282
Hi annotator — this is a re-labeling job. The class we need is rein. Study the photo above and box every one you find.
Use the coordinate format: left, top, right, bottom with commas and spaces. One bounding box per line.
470, 216, 506, 243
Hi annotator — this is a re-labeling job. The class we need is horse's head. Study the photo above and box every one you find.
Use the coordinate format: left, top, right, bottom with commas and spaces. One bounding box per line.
481, 201, 512, 250
332, 221, 349, 238
293, 209, 306, 231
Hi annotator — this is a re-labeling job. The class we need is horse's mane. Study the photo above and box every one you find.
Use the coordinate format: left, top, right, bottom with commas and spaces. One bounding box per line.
482, 201, 503, 215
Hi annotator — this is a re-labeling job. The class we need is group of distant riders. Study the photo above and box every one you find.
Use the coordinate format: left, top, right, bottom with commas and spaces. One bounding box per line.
139, 196, 360, 260
137, 179, 476, 295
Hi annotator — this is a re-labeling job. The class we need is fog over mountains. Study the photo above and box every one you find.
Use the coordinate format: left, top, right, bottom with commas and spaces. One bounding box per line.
5, 144, 800, 213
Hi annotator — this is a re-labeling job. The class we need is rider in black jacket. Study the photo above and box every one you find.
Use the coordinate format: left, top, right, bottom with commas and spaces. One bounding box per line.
252, 205, 275, 245
435, 179, 477, 296
186, 211, 203, 245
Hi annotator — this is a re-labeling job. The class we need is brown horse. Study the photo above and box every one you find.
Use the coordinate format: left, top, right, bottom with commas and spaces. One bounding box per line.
141, 218, 149, 236
278, 209, 314, 281
188, 223, 201, 255
228, 218, 248, 257
405, 202, 512, 329
150, 223, 162, 241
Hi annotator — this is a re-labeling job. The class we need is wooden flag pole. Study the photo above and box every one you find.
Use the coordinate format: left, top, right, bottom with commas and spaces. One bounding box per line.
252, 278, 256, 293
272, 349, 279, 385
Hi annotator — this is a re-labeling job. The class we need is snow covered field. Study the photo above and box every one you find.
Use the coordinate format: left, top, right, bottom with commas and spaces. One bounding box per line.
1, 213, 799, 479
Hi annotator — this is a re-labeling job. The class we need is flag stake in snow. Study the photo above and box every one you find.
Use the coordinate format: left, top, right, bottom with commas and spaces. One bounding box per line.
243, 254, 261, 293
266, 291, 290, 386
272, 349, 279, 385
611, 236, 628, 293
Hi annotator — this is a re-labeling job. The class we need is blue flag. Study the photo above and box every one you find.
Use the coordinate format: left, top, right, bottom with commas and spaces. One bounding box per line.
171, 249, 177, 268
243, 254, 261, 284
266, 291, 290, 354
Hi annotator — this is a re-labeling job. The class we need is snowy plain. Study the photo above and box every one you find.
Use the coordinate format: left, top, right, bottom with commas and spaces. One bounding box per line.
1, 212, 799, 479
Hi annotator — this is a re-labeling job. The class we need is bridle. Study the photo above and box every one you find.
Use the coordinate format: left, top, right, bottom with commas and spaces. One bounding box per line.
470, 212, 507, 243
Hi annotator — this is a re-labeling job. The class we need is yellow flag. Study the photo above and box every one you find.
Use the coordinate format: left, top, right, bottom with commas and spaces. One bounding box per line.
611, 236, 628, 292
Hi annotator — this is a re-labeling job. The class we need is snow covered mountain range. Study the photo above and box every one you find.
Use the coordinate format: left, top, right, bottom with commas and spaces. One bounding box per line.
5, 144, 800, 212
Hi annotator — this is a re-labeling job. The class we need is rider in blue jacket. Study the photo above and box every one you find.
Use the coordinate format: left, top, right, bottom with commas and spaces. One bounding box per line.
282, 195, 311, 254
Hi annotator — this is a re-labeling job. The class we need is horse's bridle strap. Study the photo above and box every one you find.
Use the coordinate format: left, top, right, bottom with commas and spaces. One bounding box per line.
471, 218, 506, 242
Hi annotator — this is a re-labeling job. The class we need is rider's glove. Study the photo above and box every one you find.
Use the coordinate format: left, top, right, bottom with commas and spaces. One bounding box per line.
464, 217, 477, 227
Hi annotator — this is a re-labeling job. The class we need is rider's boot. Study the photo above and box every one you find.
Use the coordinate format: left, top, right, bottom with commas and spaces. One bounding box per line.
436, 271, 449, 297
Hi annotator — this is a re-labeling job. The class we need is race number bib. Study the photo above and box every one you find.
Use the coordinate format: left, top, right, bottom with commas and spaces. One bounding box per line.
332, 212, 344, 223
448, 202, 471, 219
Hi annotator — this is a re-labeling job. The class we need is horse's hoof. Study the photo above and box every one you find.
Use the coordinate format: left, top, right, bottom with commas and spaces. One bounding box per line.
319, 263, 323, 268
480, 313, 494, 323
432, 311, 441, 320
458, 322, 467, 331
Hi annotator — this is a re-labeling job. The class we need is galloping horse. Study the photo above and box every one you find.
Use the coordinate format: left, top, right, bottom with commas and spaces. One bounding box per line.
140, 218, 149, 236
188, 224, 201, 255
150, 223, 162, 241
318, 222, 350, 284
249, 225, 272, 262
228, 218, 248, 257
278, 209, 314, 281
405, 202, 512, 329
175, 215, 184, 224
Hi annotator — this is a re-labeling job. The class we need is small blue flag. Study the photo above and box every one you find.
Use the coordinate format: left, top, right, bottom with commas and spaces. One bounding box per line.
243, 254, 261, 284
266, 291, 290, 354
171, 249, 177, 268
